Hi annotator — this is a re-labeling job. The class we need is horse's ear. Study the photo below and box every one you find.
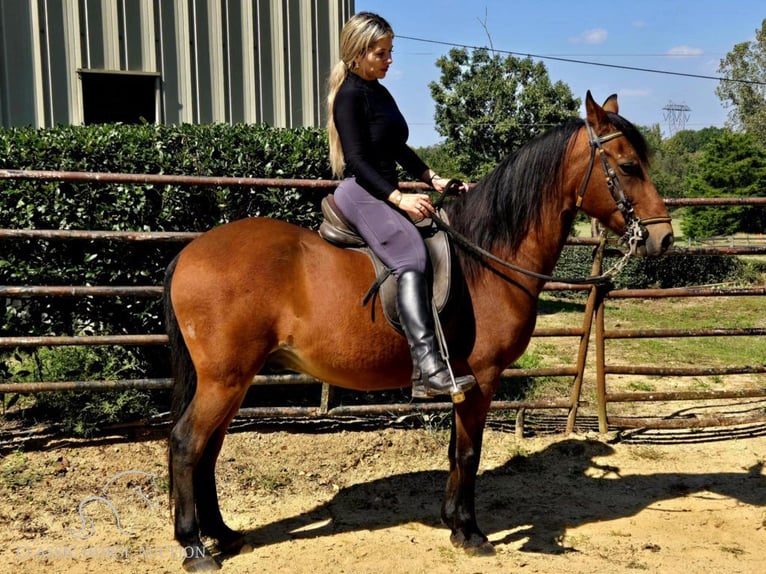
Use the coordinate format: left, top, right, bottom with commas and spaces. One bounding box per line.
585, 90, 609, 129
602, 93, 619, 114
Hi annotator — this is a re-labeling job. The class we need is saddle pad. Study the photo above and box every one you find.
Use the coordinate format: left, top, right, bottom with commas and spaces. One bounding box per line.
319, 195, 457, 334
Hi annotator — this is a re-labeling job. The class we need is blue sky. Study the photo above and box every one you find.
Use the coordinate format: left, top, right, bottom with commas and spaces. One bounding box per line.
354, 0, 764, 147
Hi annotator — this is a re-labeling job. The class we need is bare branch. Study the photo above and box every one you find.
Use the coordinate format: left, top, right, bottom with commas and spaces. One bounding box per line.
477, 7, 495, 54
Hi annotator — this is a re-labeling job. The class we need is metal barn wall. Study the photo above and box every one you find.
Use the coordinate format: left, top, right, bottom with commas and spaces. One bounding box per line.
0, 0, 354, 129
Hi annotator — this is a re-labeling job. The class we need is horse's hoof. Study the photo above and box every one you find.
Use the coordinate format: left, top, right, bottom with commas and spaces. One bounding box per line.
218, 536, 253, 556
182, 554, 221, 572
465, 541, 496, 557
235, 542, 254, 555
451, 532, 495, 556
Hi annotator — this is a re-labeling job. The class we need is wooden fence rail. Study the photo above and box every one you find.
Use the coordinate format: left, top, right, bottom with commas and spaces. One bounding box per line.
1, 169, 765, 435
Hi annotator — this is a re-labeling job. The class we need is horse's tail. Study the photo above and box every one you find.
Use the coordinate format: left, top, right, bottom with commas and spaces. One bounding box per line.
164, 254, 197, 422
164, 254, 196, 507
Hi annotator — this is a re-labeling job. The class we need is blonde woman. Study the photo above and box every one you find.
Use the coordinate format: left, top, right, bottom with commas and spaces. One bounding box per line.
326, 12, 475, 400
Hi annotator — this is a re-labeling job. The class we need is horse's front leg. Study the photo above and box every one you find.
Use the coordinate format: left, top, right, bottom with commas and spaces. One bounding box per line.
441, 388, 495, 555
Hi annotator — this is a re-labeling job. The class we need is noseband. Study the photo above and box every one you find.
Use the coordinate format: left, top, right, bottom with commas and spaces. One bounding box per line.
577, 122, 671, 255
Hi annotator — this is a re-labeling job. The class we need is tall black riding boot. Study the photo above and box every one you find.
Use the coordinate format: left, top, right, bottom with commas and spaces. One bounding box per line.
397, 270, 476, 400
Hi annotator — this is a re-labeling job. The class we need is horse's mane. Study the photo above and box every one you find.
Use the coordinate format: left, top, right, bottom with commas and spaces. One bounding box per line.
444, 112, 649, 278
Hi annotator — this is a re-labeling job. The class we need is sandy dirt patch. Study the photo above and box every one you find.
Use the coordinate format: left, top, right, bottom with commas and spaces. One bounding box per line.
1, 419, 765, 574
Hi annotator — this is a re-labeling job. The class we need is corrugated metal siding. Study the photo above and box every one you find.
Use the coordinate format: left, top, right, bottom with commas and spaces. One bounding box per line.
0, 0, 353, 128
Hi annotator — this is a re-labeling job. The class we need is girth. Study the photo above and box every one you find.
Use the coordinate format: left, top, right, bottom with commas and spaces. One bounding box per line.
318, 194, 459, 334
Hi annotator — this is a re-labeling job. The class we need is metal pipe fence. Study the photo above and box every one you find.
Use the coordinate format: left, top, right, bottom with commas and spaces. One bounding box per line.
1, 169, 765, 434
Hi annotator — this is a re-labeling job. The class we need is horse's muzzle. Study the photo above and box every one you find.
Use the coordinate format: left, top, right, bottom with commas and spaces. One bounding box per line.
636, 221, 674, 257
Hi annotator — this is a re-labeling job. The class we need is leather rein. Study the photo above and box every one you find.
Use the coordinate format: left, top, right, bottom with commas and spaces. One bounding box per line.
430, 122, 671, 286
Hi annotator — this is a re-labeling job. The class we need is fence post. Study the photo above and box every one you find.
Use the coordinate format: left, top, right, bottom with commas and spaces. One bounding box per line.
594, 285, 610, 433
565, 232, 605, 433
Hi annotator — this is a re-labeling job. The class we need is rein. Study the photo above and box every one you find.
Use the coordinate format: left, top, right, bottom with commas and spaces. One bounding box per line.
430, 208, 623, 286
431, 122, 667, 286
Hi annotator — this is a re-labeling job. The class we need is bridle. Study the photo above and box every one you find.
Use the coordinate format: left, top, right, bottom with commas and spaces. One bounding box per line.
577, 122, 671, 257
430, 121, 671, 285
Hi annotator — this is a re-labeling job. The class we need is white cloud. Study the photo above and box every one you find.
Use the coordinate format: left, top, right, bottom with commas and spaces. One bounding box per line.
569, 28, 608, 45
666, 45, 704, 57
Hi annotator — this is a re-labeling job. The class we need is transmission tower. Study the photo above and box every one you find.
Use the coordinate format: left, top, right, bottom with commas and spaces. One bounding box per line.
663, 101, 691, 135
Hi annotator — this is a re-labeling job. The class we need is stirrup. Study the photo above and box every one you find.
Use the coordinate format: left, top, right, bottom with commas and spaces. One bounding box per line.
413, 298, 476, 403
411, 369, 476, 403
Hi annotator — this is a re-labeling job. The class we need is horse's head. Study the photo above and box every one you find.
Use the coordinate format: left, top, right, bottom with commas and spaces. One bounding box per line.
574, 91, 674, 257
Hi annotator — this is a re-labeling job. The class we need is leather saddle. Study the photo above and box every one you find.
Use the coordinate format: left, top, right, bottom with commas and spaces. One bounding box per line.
318, 194, 460, 334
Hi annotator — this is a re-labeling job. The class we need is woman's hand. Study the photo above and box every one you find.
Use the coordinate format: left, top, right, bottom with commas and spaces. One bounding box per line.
389, 189, 434, 221
430, 175, 468, 193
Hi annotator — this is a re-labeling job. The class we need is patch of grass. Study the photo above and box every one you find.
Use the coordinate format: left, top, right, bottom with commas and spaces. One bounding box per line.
239, 467, 292, 493
561, 533, 590, 549
627, 381, 655, 392
507, 444, 531, 459
0, 451, 42, 489
532, 293, 766, 384
628, 446, 666, 461
504, 350, 574, 400
687, 378, 715, 392
719, 544, 746, 557
418, 412, 451, 434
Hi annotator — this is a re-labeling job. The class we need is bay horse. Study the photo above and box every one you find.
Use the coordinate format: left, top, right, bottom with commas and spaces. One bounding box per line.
165, 91, 673, 571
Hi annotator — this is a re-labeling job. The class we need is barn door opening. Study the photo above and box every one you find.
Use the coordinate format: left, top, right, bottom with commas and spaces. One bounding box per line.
79, 70, 160, 125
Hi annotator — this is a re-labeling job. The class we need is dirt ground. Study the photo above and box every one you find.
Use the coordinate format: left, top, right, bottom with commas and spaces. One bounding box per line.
1, 417, 765, 574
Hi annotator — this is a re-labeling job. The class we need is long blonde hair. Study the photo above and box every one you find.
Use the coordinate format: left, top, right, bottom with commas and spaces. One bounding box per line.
327, 12, 394, 178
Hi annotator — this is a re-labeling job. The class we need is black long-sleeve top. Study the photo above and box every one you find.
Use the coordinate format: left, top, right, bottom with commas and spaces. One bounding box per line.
333, 72, 428, 200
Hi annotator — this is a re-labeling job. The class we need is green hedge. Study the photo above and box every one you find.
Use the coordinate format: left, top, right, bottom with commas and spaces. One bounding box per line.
0, 123, 333, 433
1, 123, 331, 342
553, 245, 745, 291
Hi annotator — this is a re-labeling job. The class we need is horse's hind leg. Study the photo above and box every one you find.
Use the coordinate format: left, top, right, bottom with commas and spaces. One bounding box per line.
196, 402, 252, 556
170, 378, 249, 571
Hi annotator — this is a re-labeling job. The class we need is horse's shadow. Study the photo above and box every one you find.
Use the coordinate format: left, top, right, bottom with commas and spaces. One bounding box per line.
234, 438, 765, 557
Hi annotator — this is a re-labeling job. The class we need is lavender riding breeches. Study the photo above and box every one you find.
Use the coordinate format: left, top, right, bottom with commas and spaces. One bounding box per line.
333, 177, 427, 277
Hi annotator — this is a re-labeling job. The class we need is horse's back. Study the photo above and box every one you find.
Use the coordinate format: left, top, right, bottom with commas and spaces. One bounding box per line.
179, 216, 306, 267
171, 217, 353, 309
175, 217, 347, 285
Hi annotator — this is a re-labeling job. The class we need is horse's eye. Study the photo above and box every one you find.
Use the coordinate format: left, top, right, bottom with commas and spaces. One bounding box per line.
619, 162, 642, 177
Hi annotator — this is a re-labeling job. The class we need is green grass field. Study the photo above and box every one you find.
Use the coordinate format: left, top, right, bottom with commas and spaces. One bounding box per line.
513, 292, 766, 420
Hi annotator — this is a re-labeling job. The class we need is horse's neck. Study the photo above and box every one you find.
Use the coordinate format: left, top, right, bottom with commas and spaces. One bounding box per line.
512, 204, 574, 282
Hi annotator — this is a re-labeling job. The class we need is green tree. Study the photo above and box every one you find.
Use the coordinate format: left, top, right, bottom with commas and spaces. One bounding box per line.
412, 143, 468, 181
648, 127, 726, 199
716, 18, 766, 145
682, 131, 766, 238
429, 48, 580, 179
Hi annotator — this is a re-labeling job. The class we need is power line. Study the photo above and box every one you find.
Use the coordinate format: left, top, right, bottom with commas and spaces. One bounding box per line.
397, 35, 766, 86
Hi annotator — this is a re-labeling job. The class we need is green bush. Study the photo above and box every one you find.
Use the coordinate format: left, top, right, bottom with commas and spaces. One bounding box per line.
0, 123, 331, 340
681, 131, 766, 238
5, 346, 158, 436
0, 123, 332, 435
553, 245, 745, 290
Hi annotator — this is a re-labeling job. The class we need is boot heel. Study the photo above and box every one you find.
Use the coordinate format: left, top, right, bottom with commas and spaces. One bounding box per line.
411, 380, 429, 399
